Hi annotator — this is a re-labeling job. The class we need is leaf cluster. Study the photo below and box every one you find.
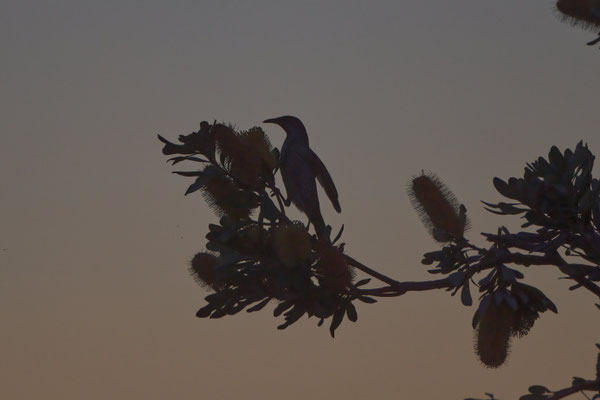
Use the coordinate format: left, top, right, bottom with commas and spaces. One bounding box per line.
159, 121, 372, 337
415, 142, 600, 371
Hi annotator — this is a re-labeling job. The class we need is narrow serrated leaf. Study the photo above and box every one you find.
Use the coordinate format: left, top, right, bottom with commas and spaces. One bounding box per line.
354, 278, 371, 287
247, 298, 271, 313
332, 224, 345, 245
461, 281, 473, 306
173, 170, 205, 177
273, 300, 294, 317
329, 307, 345, 337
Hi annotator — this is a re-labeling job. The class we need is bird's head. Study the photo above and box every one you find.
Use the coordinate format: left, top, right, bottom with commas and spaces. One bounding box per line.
263, 116, 307, 136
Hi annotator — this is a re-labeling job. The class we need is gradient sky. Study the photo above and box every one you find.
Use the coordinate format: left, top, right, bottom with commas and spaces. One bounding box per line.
2, 1, 600, 399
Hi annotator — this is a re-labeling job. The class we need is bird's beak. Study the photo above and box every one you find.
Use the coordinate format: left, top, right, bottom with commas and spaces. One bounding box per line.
263, 118, 278, 124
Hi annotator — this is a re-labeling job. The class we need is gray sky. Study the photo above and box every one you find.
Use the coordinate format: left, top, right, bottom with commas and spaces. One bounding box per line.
1, 1, 600, 399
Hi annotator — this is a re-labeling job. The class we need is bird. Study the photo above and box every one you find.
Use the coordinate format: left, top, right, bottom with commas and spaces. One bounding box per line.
263, 116, 341, 239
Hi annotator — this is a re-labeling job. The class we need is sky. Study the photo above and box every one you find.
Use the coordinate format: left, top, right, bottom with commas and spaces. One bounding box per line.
1, 1, 600, 399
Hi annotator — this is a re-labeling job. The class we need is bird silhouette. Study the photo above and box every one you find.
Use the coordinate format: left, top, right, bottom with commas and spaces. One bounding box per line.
263, 116, 341, 239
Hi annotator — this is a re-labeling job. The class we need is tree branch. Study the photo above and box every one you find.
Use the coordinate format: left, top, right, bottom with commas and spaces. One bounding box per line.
344, 255, 406, 289
546, 379, 599, 400
552, 251, 600, 299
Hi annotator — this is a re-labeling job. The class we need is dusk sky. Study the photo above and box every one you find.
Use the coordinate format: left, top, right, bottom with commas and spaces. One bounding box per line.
2, 1, 600, 399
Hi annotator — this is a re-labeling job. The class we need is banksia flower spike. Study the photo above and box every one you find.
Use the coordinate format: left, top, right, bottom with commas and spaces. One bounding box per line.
189, 252, 221, 290
474, 301, 513, 368
272, 221, 312, 268
596, 350, 600, 396
211, 124, 269, 190
408, 172, 470, 242
200, 167, 258, 219
314, 244, 354, 292
238, 127, 278, 172
556, 0, 600, 31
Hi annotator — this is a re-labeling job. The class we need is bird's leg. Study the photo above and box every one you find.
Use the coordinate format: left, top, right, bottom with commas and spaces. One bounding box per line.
587, 31, 600, 46
271, 186, 290, 206
305, 219, 312, 232
267, 184, 290, 212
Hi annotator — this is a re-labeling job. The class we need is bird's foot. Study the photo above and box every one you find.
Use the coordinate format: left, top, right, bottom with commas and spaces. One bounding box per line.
269, 186, 290, 205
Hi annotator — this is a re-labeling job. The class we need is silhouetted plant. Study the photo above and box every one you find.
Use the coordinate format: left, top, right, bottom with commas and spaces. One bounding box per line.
555, 0, 600, 47
158, 122, 359, 337
159, 122, 600, 399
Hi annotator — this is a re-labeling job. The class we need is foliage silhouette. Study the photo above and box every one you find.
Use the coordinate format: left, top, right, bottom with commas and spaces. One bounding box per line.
159, 121, 600, 399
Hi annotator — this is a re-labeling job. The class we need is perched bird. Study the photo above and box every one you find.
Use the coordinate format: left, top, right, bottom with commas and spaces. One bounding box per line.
263, 116, 341, 238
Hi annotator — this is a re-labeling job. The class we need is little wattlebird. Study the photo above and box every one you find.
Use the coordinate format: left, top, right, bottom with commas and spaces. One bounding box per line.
263, 116, 341, 239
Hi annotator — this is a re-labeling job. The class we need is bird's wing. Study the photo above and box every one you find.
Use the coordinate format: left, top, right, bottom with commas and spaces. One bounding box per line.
302, 147, 342, 213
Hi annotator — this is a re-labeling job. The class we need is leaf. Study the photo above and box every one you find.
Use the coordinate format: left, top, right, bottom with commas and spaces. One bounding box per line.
209, 307, 229, 319
158, 134, 196, 155
273, 300, 294, 317
219, 215, 236, 226
332, 224, 345, 245
329, 307, 345, 337
247, 298, 271, 313
356, 295, 377, 304
423, 250, 445, 261
421, 257, 434, 265
346, 302, 358, 322
499, 265, 518, 283
172, 170, 205, 177
260, 195, 280, 222
528, 385, 550, 395
168, 155, 206, 165
354, 278, 371, 287
448, 271, 466, 287
277, 305, 305, 329
196, 304, 213, 318
494, 290, 504, 305
548, 145, 564, 168
461, 281, 473, 306
478, 269, 496, 290
481, 201, 528, 215
208, 223, 223, 232
493, 177, 517, 200
184, 168, 219, 195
